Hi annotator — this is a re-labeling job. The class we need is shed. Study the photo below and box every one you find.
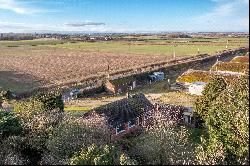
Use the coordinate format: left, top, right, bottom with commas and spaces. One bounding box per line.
188, 82, 207, 96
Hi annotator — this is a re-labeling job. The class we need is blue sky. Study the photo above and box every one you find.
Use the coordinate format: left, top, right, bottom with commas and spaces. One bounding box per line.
0, 0, 249, 33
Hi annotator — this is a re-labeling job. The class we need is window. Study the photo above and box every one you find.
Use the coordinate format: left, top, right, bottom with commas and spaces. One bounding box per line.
128, 119, 136, 128
116, 124, 125, 135
144, 112, 151, 120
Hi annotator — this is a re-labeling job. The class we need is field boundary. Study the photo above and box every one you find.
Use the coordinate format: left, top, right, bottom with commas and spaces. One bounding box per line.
15, 47, 248, 99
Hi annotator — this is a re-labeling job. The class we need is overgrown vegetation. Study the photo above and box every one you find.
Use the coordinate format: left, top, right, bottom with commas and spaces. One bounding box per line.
194, 76, 249, 165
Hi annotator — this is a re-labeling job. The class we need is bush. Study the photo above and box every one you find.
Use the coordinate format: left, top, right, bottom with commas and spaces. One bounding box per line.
41, 115, 111, 164
69, 144, 117, 165
195, 76, 249, 165
33, 91, 64, 111
0, 109, 22, 139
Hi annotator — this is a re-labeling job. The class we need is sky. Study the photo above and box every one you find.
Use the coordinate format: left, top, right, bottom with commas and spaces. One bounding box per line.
0, 0, 249, 33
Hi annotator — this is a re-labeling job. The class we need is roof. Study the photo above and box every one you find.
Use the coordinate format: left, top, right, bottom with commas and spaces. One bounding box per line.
85, 93, 153, 127
192, 82, 207, 85
153, 72, 164, 75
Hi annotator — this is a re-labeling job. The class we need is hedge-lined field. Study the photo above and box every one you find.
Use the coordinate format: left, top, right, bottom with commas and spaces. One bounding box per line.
210, 61, 249, 73
176, 70, 244, 83
230, 55, 249, 63
0, 37, 248, 93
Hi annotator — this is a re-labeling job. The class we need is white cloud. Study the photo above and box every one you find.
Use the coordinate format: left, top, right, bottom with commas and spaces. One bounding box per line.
190, 0, 249, 31
0, 0, 56, 14
0, 21, 111, 33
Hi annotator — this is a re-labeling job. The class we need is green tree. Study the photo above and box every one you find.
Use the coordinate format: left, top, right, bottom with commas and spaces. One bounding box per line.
119, 154, 138, 165
69, 144, 117, 165
33, 91, 64, 111
194, 76, 227, 127
195, 76, 249, 165
0, 109, 22, 139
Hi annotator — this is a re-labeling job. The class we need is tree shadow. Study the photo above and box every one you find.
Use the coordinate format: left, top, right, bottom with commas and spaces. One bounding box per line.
0, 70, 48, 95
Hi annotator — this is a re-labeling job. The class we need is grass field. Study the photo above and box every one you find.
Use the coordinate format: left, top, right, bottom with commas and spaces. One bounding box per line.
0, 37, 248, 93
52, 37, 247, 56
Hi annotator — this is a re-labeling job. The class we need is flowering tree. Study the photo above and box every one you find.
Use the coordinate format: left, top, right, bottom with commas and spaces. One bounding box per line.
41, 114, 111, 165
130, 110, 195, 165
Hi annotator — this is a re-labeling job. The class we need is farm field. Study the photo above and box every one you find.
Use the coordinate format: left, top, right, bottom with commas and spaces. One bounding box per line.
0, 37, 248, 93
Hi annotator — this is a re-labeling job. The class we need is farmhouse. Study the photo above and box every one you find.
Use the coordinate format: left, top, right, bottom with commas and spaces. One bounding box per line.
83, 93, 197, 140
84, 93, 154, 140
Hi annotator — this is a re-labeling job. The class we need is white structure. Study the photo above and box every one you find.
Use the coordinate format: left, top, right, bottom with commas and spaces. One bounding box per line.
188, 82, 207, 96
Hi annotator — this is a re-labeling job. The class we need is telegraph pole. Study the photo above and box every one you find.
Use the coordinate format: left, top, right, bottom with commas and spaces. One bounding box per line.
226, 40, 229, 49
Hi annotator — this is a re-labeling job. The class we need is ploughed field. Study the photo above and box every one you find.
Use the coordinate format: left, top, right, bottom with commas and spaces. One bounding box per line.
0, 37, 248, 93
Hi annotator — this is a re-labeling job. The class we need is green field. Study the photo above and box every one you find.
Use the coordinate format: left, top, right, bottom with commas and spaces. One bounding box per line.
0, 37, 248, 57
52, 38, 248, 56
0, 39, 67, 47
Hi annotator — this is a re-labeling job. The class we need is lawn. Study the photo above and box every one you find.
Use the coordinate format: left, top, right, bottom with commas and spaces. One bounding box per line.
159, 91, 198, 107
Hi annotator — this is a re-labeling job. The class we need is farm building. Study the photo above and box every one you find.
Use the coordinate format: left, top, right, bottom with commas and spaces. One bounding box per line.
104, 77, 137, 94
188, 82, 207, 96
210, 61, 249, 74
176, 69, 243, 85
149, 71, 165, 82
230, 55, 249, 63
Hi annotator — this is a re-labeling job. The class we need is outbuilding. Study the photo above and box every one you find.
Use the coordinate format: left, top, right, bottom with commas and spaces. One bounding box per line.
188, 82, 207, 96
149, 72, 165, 82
